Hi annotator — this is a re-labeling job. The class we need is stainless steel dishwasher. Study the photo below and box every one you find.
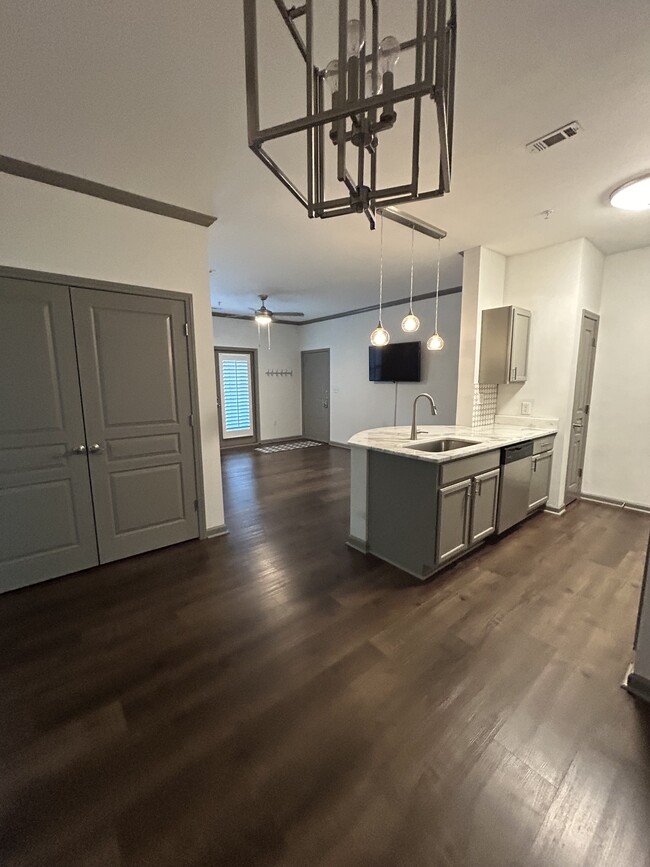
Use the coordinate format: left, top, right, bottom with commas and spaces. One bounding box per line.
497, 441, 534, 533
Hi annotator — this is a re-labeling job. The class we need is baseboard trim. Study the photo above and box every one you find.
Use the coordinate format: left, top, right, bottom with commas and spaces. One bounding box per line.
580, 492, 650, 514
625, 670, 650, 704
346, 535, 369, 554
543, 504, 566, 516
260, 435, 304, 445
206, 524, 229, 539
330, 440, 351, 450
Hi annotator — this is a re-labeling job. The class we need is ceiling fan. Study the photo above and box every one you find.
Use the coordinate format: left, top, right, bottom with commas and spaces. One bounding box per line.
251, 294, 304, 325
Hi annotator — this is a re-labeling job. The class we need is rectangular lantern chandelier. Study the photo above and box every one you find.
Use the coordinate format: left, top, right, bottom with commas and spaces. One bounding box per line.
243, 0, 457, 229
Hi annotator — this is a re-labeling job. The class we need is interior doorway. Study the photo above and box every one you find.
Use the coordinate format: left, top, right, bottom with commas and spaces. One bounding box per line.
215, 348, 260, 449
565, 310, 600, 505
301, 349, 330, 443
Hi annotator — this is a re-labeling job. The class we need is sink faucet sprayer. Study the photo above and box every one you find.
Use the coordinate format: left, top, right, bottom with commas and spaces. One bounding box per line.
410, 393, 438, 440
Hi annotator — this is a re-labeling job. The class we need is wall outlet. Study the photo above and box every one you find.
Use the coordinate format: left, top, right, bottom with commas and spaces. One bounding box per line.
521, 401, 532, 416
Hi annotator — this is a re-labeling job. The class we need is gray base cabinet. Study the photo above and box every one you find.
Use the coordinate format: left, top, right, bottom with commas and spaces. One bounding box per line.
367, 449, 500, 581
528, 449, 553, 510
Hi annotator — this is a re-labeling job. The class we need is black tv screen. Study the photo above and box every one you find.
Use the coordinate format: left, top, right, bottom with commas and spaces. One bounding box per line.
369, 341, 421, 382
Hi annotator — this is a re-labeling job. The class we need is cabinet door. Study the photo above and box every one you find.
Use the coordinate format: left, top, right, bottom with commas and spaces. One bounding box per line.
528, 450, 552, 510
469, 468, 500, 545
509, 307, 531, 382
437, 479, 471, 564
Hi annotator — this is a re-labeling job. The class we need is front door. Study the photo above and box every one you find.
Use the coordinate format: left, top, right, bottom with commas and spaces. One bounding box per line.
70, 288, 199, 562
0, 278, 99, 592
565, 310, 599, 504
301, 350, 330, 443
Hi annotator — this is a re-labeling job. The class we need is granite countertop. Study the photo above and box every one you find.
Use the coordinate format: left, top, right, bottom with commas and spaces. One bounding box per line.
348, 423, 558, 464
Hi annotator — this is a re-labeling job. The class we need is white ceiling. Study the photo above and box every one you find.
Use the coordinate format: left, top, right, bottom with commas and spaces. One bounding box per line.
1, 0, 650, 318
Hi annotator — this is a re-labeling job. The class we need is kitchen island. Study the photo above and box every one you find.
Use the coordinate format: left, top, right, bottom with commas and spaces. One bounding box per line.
348, 424, 558, 580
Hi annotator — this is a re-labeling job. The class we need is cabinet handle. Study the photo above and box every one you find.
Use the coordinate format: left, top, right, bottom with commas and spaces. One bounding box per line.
533, 457, 537, 472
71, 444, 87, 455
88, 443, 104, 454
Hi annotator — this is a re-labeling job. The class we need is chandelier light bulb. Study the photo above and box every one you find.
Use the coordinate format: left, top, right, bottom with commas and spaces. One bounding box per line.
347, 19, 365, 58
324, 59, 339, 95
609, 174, 650, 211
370, 323, 390, 347
378, 35, 400, 74
365, 68, 383, 97
427, 333, 444, 351
401, 312, 420, 333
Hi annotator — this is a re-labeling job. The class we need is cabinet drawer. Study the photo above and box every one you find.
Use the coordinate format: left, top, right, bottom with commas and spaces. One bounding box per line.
440, 450, 500, 486
533, 435, 555, 454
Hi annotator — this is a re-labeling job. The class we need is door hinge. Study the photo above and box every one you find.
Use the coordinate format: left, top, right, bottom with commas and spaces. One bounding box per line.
184, 323, 190, 337
592, 337, 596, 348
577, 467, 583, 479
193, 499, 198, 511
189, 413, 194, 427
585, 404, 590, 415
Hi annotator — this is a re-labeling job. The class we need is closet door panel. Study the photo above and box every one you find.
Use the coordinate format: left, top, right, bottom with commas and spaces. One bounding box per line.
0, 278, 98, 592
70, 289, 199, 562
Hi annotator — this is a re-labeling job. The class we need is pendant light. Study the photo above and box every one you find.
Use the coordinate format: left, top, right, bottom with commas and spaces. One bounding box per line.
370, 211, 390, 347
401, 226, 420, 334
426, 238, 445, 351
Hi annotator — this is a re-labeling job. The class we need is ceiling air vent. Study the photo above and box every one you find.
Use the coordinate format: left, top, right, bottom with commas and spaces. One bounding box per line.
526, 121, 582, 154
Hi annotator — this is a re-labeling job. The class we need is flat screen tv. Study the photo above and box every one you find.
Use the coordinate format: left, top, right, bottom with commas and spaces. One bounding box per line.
369, 341, 421, 383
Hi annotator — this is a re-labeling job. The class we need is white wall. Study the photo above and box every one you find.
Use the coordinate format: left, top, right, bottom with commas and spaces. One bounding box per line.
583, 247, 650, 507
212, 317, 302, 441
456, 246, 506, 425
496, 239, 603, 509
300, 292, 462, 444
0, 174, 225, 530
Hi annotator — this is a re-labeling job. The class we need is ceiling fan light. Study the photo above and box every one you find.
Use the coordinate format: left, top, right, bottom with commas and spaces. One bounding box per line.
401, 312, 420, 333
370, 324, 390, 347
609, 174, 650, 211
255, 311, 272, 325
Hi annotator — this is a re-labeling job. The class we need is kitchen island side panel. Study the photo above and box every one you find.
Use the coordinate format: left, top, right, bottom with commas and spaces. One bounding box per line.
367, 450, 439, 579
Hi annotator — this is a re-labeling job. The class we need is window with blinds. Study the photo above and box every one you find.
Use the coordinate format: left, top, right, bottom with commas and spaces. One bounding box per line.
218, 353, 254, 439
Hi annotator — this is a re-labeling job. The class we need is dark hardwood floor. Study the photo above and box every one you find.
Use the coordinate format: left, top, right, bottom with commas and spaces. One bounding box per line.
1, 444, 650, 867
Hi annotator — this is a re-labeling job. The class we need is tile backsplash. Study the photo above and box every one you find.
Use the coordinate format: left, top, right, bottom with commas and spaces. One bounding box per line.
471, 384, 498, 428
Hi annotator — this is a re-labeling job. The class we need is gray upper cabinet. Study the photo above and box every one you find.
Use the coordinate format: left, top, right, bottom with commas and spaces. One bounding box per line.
528, 449, 553, 510
469, 468, 500, 544
478, 306, 531, 384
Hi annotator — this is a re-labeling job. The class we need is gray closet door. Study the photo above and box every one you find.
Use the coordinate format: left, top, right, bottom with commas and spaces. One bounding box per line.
0, 278, 98, 592
301, 349, 330, 443
70, 288, 199, 562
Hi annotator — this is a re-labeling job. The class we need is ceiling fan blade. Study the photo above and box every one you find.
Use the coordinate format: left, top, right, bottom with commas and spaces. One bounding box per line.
272, 311, 305, 317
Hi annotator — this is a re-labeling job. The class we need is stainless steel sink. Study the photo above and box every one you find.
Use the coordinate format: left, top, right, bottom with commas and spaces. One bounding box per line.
404, 438, 479, 452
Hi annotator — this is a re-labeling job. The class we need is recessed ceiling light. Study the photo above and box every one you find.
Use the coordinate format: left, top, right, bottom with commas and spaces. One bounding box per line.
610, 174, 650, 211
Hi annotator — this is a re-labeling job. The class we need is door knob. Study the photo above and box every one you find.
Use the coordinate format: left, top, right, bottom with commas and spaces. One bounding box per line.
71, 445, 87, 454
88, 444, 104, 454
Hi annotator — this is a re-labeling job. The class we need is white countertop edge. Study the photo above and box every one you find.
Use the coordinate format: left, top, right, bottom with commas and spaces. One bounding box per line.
348, 424, 558, 464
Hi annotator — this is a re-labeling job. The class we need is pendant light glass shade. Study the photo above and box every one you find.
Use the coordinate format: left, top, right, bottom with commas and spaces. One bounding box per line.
426, 332, 444, 351
370, 324, 390, 346
426, 237, 445, 351
255, 310, 272, 325
401, 312, 420, 333
370, 212, 390, 346
401, 225, 420, 334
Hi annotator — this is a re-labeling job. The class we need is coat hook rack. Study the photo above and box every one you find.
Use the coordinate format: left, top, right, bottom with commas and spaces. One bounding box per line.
265, 369, 293, 376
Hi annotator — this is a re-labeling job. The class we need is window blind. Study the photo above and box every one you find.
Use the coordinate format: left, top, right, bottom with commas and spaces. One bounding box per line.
221, 358, 251, 432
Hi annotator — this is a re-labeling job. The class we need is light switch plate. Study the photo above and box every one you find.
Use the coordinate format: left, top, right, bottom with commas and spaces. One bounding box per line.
521, 401, 532, 416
